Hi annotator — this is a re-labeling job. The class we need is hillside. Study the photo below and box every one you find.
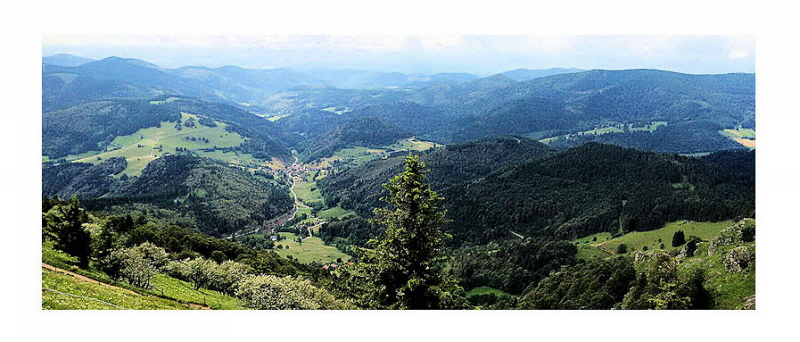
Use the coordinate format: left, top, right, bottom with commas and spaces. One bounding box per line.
299, 116, 412, 162
520, 219, 756, 309
319, 136, 554, 217
43, 155, 293, 237
320, 142, 754, 246
43, 96, 291, 162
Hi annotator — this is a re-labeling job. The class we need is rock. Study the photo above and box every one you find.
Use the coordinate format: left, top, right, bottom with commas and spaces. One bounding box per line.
723, 246, 754, 273
742, 295, 756, 310
634, 250, 668, 263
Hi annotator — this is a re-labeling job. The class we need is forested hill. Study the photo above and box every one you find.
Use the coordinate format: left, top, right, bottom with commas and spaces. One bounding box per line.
299, 116, 412, 162
319, 142, 755, 246
42, 155, 293, 237
319, 136, 555, 216
42, 96, 291, 161
442, 143, 754, 244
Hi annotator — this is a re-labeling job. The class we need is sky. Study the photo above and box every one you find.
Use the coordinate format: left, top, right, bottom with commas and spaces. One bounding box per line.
42, 35, 755, 76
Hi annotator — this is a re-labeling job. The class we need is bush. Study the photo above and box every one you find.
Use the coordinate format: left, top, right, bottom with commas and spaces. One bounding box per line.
236, 275, 354, 310
617, 244, 628, 254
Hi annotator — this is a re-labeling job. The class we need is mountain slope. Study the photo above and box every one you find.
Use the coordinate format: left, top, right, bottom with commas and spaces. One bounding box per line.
319, 136, 555, 217
43, 155, 293, 237
300, 116, 412, 162
320, 142, 754, 246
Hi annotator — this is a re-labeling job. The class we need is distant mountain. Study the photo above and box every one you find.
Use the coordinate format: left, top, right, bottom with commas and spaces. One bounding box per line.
499, 68, 584, 81
41, 55, 756, 155
424, 73, 480, 84
42, 54, 95, 67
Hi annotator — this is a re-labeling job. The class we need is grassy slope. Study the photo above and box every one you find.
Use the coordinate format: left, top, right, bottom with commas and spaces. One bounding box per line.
573, 220, 733, 258
681, 240, 756, 309
42, 242, 244, 310
148, 274, 244, 310
42, 269, 193, 310
275, 232, 352, 264
573, 219, 754, 309
67, 113, 274, 176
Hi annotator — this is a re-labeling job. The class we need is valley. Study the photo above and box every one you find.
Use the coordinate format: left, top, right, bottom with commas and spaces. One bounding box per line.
40, 53, 756, 311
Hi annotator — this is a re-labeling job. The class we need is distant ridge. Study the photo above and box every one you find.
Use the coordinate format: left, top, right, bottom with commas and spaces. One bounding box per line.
42, 54, 95, 67
499, 68, 584, 81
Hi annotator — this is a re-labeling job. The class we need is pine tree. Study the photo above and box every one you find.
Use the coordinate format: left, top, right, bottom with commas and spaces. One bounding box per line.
47, 196, 91, 268
365, 155, 466, 309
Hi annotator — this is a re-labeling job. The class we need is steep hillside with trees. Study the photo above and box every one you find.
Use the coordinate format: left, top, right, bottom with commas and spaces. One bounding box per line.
43, 155, 293, 237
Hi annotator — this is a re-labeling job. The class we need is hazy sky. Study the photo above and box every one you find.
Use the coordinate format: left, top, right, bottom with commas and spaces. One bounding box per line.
42, 35, 755, 75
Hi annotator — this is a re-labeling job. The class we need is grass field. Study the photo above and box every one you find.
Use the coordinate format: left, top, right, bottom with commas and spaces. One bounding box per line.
317, 206, 357, 220
42, 268, 193, 310
720, 127, 756, 149
148, 274, 244, 310
68, 113, 270, 176
573, 220, 733, 258
541, 121, 668, 144
43, 241, 243, 310
293, 178, 324, 207
389, 137, 437, 151
274, 232, 352, 264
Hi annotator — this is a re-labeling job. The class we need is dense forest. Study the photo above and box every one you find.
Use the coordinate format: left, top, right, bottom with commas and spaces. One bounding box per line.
319, 140, 755, 246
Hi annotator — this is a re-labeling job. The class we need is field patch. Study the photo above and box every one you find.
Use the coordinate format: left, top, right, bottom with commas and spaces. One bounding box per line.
67, 113, 270, 176
274, 232, 352, 264
720, 127, 756, 149
577, 220, 733, 257
541, 121, 668, 144
317, 205, 357, 220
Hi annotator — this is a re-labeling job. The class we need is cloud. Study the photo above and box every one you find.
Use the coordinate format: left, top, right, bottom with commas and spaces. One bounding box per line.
728, 36, 755, 59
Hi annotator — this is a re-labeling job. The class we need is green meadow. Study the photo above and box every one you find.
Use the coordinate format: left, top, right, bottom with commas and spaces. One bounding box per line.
68, 113, 271, 176
274, 232, 352, 264
573, 220, 733, 258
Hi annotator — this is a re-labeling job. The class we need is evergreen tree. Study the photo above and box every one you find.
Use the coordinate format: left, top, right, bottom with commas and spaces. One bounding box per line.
672, 230, 686, 247
46, 196, 91, 268
365, 155, 466, 309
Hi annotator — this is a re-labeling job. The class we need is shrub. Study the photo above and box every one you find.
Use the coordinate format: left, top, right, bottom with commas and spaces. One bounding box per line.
236, 275, 354, 310
617, 244, 628, 254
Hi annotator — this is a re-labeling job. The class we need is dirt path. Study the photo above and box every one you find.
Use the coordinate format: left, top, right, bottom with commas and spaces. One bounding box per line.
42, 263, 139, 295
150, 136, 160, 156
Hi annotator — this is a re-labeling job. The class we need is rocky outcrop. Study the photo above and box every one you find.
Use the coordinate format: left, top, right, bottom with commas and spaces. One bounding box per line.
723, 246, 755, 273
709, 218, 755, 256
634, 250, 669, 263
